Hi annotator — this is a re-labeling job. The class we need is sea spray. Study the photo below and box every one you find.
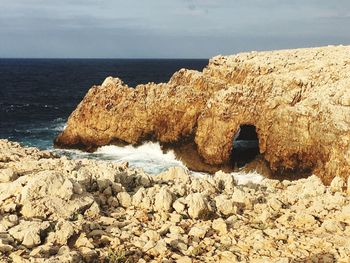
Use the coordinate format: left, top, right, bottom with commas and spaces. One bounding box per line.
57, 141, 264, 184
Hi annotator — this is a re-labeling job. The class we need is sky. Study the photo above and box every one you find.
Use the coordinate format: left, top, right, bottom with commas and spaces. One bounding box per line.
0, 0, 350, 58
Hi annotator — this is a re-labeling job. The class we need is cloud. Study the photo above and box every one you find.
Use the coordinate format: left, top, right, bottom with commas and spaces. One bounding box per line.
1, 0, 350, 58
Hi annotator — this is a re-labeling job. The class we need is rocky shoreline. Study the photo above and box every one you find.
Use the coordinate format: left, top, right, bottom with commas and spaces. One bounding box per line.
55, 45, 350, 183
1, 139, 350, 262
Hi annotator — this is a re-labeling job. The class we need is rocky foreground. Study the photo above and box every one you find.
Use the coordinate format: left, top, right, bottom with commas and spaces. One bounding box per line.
1, 139, 350, 262
55, 45, 350, 183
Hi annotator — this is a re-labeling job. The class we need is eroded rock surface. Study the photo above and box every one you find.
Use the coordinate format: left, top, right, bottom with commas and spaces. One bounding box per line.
55, 45, 350, 183
1, 140, 350, 262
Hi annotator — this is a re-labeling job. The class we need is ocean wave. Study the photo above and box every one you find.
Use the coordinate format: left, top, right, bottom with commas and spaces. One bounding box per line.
94, 142, 186, 174
1, 103, 60, 110
56, 141, 264, 184
55, 142, 187, 174
50, 118, 67, 131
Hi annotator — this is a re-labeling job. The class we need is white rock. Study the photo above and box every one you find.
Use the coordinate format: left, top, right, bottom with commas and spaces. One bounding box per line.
189, 226, 207, 239
173, 198, 186, 214
212, 218, 227, 235
0, 168, 17, 183
169, 226, 185, 235
48, 220, 75, 245
20, 171, 94, 219
9, 220, 50, 248
340, 205, 350, 223
156, 167, 190, 183
231, 188, 253, 209
215, 195, 236, 216
117, 192, 132, 208
321, 219, 344, 233
154, 188, 173, 212
218, 251, 238, 263
330, 176, 345, 192
176, 256, 192, 263
186, 193, 211, 219
293, 212, 317, 228
300, 175, 326, 197
268, 197, 283, 211
213, 170, 236, 193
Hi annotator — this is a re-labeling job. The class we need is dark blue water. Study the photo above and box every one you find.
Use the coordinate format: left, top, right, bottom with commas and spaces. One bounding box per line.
0, 59, 208, 149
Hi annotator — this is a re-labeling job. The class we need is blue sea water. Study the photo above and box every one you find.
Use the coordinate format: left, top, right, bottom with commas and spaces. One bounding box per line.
0, 59, 210, 173
0, 59, 208, 150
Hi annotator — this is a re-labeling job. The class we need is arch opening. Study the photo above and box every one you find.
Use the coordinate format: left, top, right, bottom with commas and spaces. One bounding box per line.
231, 124, 260, 168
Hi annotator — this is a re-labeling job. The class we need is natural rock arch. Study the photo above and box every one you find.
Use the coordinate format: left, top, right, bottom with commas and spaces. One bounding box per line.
55, 45, 350, 184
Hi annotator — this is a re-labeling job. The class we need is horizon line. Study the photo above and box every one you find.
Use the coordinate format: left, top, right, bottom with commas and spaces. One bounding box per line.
0, 57, 209, 60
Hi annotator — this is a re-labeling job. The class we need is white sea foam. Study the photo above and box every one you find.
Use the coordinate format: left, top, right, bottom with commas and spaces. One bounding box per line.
57, 140, 264, 184
95, 142, 186, 174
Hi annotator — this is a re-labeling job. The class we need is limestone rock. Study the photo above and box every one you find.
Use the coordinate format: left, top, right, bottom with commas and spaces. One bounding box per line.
117, 192, 132, 208
215, 195, 236, 216
47, 220, 75, 245
0, 168, 17, 183
330, 176, 345, 193
212, 218, 228, 235
2, 139, 350, 262
173, 198, 186, 214
20, 171, 95, 219
55, 45, 350, 183
154, 187, 173, 212
8, 220, 50, 248
213, 170, 236, 193
186, 193, 211, 219
188, 226, 208, 239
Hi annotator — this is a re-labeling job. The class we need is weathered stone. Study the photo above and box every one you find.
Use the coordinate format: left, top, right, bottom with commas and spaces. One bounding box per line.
2, 137, 350, 262
47, 220, 75, 245
213, 171, 236, 193
218, 251, 238, 263
176, 256, 192, 263
212, 218, 227, 235
20, 171, 94, 219
173, 198, 186, 214
330, 176, 345, 193
8, 221, 50, 248
215, 195, 236, 216
0, 240, 13, 253
154, 188, 173, 212
293, 213, 317, 228
75, 233, 94, 249
186, 193, 211, 219
188, 226, 207, 239
0, 168, 17, 183
117, 192, 132, 208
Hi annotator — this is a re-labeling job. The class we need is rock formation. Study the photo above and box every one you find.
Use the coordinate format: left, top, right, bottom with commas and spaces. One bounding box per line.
2, 139, 350, 262
55, 45, 350, 183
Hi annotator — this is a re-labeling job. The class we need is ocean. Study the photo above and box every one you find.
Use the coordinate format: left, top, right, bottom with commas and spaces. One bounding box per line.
0, 58, 264, 183
0, 59, 209, 148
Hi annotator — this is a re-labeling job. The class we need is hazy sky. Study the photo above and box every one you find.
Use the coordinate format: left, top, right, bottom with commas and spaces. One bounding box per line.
1, 0, 350, 58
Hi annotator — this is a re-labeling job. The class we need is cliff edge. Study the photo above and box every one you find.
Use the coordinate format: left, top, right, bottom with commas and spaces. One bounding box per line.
55, 45, 350, 183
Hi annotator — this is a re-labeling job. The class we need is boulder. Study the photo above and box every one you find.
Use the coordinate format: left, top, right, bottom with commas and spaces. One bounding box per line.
20, 171, 95, 219
154, 187, 173, 212
0, 168, 17, 183
186, 193, 211, 219
8, 220, 50, 248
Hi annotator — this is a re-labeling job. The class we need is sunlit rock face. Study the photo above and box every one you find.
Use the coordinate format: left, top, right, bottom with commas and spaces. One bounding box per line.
55, 45, 350, 183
